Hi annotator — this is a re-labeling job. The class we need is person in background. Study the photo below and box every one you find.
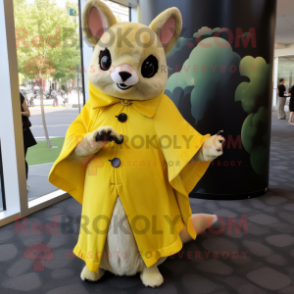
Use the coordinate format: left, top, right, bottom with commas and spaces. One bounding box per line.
277, 79, 290, 120
64, 91, 69, 108
49, 86, 52, 98
52, 90, 58, 107
21, 93, 37, 190
288, 85, 294, 125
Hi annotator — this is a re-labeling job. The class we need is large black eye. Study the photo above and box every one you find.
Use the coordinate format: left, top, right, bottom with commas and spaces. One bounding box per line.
99, 48, 112, 71
141, 55, 158, 78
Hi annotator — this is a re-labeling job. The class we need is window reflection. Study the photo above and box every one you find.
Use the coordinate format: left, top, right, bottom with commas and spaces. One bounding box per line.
278, 56, 294, 108
13, 0, 129, 202
0, 143, 6, 212
101, 0, 130, 22
14, 0, 84, 201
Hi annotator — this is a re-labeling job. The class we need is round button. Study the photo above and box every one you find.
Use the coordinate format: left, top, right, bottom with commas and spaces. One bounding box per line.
109, 158, 121, 168
116, 113, 128, 123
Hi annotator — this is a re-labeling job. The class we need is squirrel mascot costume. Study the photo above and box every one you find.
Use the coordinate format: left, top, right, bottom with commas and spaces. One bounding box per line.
49, 0, 224, 288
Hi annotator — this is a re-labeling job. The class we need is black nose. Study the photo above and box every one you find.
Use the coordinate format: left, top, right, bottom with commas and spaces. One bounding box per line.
119, 72, 132, 82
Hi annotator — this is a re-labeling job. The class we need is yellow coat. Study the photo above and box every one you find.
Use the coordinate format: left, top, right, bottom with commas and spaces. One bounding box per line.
49, 83, 211, 272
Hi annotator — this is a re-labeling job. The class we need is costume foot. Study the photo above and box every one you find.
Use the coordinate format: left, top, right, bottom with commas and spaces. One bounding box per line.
80, 266, 105, 282
140, 266, 164, 288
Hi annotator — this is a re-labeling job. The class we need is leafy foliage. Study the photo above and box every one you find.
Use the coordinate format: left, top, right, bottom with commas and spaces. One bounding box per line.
14, 0, 81, 83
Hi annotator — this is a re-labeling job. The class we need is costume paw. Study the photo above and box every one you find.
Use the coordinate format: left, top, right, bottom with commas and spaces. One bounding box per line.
80, 265, 105, 282
95, 126, 124, 144
201, 133, 225, 161
140, 266, 164, 288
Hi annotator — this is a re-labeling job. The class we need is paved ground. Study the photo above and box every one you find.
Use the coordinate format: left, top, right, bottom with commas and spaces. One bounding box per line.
0, 112, 294, 294
27, 108, 79, 200
0, 163, 57, 208
26, 163, 57, 201
29, 108, 79, 138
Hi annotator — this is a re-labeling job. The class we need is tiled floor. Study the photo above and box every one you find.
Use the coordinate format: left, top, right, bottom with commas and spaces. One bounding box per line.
0, 113, 293, 294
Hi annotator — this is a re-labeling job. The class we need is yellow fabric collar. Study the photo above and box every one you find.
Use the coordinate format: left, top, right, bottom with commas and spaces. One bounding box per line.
89, 82, 165, 118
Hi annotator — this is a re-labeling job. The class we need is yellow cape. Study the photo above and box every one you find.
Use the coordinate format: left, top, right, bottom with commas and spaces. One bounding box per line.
49, 83, 211, 272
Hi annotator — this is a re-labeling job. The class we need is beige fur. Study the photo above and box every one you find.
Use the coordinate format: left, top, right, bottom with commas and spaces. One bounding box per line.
78, 0, 223, 287
82, 0, 117, 46
80, 266, 105, 281
88, 22, 168, 101
80, 197, 217, 287
140, 265, 164, 288
179, 214, 218, 243
83, 0, 182, 101
67, 126, 122, 162
99, 198, 145, 276
192, 135, 224, 163
149, 8, 183, 55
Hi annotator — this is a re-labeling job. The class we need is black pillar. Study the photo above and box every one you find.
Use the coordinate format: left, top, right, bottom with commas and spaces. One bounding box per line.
138, 0, 277, 200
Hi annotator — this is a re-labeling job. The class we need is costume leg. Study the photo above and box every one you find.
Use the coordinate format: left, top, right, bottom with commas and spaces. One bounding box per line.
140, 264, 164, 288
179, 214, 218, 244
80, 265, 105, 282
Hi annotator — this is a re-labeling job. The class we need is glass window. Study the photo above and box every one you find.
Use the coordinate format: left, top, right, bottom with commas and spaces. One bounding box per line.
0, 143, 6, 212
278, 56, 294, 107
101, 0, 130, 22
278, 56, 294, 91
13, 0, 84, 203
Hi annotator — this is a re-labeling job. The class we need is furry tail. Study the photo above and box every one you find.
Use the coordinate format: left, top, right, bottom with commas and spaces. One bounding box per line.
180, 214, 218, 244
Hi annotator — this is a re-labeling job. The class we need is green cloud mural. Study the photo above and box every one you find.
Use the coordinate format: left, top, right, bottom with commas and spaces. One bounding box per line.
193, 27, 221, 39
235, 56, 271, 113
241, 106, 269, 154
166, 37, 241, 123
235, 57, 272, 176
166, 36, 192, 58
165, 31, 272, 178
241, 107, 270, 176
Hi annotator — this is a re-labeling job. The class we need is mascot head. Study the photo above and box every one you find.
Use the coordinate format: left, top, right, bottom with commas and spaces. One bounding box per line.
83, 0, 182, 101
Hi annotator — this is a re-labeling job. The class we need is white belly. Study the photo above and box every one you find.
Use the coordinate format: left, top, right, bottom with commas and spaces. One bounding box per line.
99, 197, 145, 276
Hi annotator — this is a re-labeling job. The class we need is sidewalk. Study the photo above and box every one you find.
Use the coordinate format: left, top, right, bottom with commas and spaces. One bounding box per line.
27, 163, 57, 201
30, 107, 77, 115
0, 162, 59, 212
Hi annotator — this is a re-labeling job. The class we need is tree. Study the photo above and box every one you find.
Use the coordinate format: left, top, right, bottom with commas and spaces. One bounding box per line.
24, 56, 56, 148
14, 0, 81, 147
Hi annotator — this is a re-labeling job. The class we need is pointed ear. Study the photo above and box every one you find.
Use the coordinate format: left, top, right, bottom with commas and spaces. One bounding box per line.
82, 0, 117, 46
149, 7, 182, 55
